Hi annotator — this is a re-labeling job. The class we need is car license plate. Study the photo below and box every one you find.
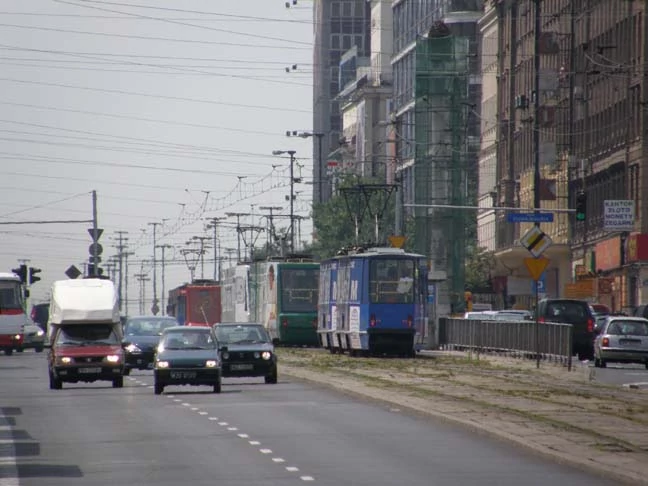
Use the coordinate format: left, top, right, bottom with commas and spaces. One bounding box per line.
231, 364, 253, 371
619, 339, 640, 345
170, 371, 196, 379
78, 367, 101, 374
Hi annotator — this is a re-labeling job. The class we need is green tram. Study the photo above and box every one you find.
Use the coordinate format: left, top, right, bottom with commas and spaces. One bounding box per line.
221, 256, 320, 347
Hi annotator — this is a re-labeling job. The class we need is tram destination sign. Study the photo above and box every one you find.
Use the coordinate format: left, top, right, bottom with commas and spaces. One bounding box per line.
603, 200, 634, 232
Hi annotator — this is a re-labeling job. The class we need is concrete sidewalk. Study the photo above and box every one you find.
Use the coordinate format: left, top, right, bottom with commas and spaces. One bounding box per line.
279, 349, 648, 486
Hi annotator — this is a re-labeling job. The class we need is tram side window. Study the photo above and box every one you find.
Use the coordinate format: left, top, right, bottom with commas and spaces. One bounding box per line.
370, 259, 415, 304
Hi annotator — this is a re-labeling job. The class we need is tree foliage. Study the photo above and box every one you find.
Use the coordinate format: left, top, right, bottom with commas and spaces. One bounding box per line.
464, 243, 496, 291
310, 175, 398, 259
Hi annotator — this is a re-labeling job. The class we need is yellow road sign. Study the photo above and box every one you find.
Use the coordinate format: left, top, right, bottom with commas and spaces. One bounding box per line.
388, 235, 406, 249
524, 256, 550, 281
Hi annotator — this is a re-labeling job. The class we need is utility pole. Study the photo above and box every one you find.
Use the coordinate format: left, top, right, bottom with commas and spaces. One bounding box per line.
225, 212, 250, 262
114, 230, 128, 313
533, 0, 542, 369
287, 131, 325, 203
156, 244, 173, 315
91, 190, 99, 277
148, 222, 162, 315
190, 236, 211, 279
259, 206, 283, 255
205, 217, 226, 282
272, 150, 298, 253
134, 272, 150, 315
123, 251, 134, 316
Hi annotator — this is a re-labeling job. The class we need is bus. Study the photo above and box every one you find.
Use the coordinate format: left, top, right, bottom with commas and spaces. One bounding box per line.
250, 258, 319, 346
318, 247, 428, 357
0, 272, 26, 355
167, 279, 222, 326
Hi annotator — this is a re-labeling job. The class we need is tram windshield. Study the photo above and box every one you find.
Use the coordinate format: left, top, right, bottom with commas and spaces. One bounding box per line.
280, 268, 319, 313
370, 259, 415, 304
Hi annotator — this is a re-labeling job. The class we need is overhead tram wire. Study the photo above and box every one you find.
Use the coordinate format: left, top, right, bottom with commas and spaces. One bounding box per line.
51, 0, 313, 46
0, 76, 311, 114
0, 23, 310, 50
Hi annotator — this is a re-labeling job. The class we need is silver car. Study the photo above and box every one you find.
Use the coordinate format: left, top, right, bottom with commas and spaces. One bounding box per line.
593, 316, 648, 369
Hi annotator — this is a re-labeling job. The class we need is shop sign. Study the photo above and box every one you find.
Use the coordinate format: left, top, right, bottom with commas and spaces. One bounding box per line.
603, 200, 634, 232
625, 233, 648, 263
594, 236, 621, 272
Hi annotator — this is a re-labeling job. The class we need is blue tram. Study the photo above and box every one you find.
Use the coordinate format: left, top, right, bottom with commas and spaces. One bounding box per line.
317, 247, 428, 356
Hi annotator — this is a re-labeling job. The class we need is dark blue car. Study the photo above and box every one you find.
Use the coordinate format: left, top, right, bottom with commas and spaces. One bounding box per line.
122, 316, 179, 374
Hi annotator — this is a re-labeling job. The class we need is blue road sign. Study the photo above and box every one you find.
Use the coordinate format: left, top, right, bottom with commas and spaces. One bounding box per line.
532, 272, 546, 294
507, 212, 554, 223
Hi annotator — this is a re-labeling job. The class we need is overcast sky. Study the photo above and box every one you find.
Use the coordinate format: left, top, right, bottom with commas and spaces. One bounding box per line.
0, 0, 314, 313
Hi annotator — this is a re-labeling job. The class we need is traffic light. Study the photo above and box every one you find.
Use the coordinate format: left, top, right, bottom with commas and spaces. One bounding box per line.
575, 191, 587, 221
28, 267, 41, 285
11, 264, 27, 284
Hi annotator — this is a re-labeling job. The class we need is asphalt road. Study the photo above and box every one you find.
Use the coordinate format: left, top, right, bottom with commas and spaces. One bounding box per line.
588, 362, 648, 389
0, 352, 622, 486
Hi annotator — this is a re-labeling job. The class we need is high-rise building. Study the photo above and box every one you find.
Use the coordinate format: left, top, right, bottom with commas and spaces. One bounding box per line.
391, 0, 483, 315
313, 0, 371, 204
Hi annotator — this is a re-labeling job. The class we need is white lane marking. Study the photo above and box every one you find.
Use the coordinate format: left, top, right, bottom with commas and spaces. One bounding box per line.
249, 440, 260, 445
199, 411, 208, 415
286, 467, 299, 472
227, 427, 238, 431
389, 408, 401, 412
147, 385, 153, 389
622, 381, 648, 389
272, 458, 285, 463
208, 417, 218, 421
167, 395, 175, 398
218, 422, 228, 426
140, 383, 148, 387
300, 476, 315, 481
182, 403, 191, 407
237, 433, 249, 438
191, 408, 199, 411
260, 448, 272, 454
173, 399, 182, 402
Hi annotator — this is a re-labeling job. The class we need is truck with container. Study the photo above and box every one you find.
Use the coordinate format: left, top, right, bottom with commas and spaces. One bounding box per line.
0, 272, 26, 355
166, 279, 222, 326
47, 278, 125, 389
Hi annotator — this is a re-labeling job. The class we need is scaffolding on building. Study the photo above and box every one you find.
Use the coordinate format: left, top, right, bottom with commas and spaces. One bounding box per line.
414, 33, 471, 314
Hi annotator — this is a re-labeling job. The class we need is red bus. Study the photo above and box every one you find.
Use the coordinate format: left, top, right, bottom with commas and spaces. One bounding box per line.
167, 280, 222, 327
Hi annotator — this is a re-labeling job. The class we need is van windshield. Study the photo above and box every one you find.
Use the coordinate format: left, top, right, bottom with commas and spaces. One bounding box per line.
56, 324, 119, 345
0, 281, 24, 310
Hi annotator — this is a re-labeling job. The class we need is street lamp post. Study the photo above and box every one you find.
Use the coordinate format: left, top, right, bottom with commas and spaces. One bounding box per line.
287, 131, 325, 204
272, 149, 297, 253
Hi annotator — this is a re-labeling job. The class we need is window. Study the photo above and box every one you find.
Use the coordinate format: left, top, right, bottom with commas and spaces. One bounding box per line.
369, 259, 415, 304
280, 268, 319, 313
57, 324, 120, 345
0, 281, 23, 310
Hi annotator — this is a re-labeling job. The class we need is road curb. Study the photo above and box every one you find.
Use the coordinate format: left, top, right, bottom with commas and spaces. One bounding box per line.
281, 364, 647, 486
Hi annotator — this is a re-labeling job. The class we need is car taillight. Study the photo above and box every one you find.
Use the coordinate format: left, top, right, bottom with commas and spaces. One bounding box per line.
282, 319, 288, 328
538, 317, 545, 323
602, 337, 609, 347
407, 315, 413, 327
587, 318, 594, 332
369, 314, 376, 327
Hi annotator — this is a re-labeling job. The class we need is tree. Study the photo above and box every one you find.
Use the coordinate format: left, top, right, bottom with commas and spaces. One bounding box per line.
311, 175, 398, 259
464, 244, 496, 291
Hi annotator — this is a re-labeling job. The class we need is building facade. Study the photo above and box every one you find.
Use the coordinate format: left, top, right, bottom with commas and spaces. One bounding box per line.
313, 0, 371, 204
479, 0, 648, 311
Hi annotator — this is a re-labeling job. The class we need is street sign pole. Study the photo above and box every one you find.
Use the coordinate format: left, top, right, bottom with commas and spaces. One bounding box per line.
535, 281, 540, 369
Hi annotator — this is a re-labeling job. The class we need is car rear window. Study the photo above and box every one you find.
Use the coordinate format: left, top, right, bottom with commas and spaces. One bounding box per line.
607, 320, 648, 336
545, 301, 589, 324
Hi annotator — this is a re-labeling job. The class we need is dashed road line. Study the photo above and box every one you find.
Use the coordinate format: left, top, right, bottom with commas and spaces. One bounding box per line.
218, 422, 228, 426
191, 407, 199, 411
286, 467, 299, 472
227, 427, 238, 431
173, 399, 182, 403
199, 411, 208, 415
237, 433, 249, 438
260, 448, 272, 454
208, 417, 218, 421
272, 458, 285, 463
182, 403, 191, 407
249, 440, 260, 445
300, 476, 315, 481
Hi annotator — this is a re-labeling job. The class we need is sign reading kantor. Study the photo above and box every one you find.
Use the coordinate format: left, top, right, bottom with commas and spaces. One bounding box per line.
603, 200, 634, 232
